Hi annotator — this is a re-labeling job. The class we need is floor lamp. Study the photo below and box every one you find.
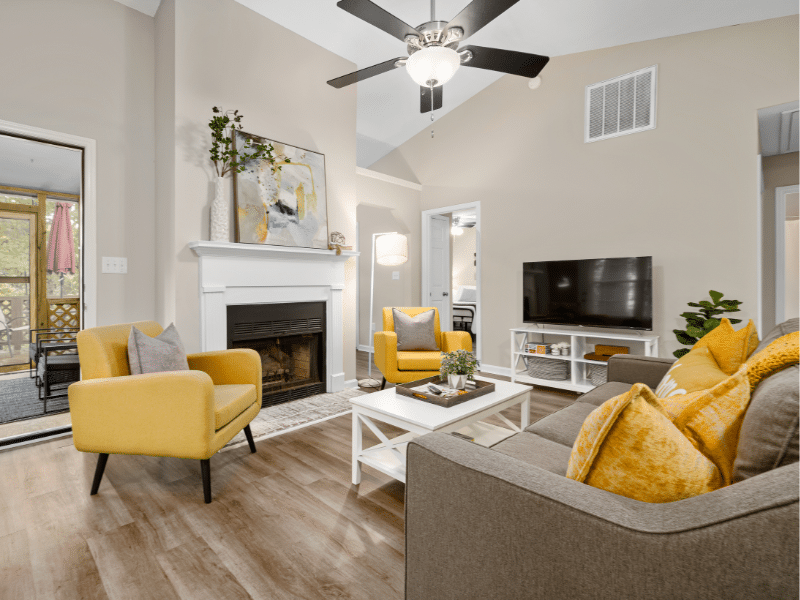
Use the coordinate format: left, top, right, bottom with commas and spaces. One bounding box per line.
358, 232, 408, 388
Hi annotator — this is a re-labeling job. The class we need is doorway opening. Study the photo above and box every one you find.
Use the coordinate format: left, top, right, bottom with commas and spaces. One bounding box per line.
757, 101, 799, 332
0, 124, 94, 446
422, 202, 482, 361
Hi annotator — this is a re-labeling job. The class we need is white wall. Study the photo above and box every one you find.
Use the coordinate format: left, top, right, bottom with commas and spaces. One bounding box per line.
371, 16, 799, 366
1, 0, 157, 326
356, 172, 422, 347
155, 0, 359, 379
452, 227, 477, 290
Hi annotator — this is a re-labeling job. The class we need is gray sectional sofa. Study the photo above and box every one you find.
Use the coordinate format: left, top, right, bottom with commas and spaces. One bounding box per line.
405, 319, 799, 600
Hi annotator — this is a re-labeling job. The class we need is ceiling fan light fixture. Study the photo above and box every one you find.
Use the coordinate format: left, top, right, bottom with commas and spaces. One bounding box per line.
406, 46, 460, 87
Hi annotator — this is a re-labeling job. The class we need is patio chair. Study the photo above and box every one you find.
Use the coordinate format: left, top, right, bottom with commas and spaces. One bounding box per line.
0, 310, 29, 358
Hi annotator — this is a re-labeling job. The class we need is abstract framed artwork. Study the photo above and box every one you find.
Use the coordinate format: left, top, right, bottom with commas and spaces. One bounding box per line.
233, 131, 328, 249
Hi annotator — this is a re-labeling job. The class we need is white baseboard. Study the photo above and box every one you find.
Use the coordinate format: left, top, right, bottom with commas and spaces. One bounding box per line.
480, 363, 512, 378
357, 344, 373, 353
344, 379, 359, 389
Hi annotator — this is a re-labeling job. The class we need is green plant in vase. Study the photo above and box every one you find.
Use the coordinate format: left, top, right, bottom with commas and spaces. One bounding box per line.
672, 290, 743, 358
440, 349, 479, 390
207, 106, 289, 242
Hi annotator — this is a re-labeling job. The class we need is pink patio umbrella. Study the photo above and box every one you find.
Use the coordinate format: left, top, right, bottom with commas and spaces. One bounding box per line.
47, 202, 76, 298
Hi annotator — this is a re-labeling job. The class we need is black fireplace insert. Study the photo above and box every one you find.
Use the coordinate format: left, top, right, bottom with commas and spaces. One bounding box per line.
227, 302, 326, 407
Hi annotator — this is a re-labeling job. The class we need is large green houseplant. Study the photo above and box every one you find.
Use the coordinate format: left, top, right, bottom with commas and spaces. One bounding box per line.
672, 290, 743, 358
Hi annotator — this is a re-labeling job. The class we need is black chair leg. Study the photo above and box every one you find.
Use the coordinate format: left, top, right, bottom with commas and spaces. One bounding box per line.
380, 377, 387, 390
201, 459, 212, 504
244, 425, 257, 454
90, 453, 109, 495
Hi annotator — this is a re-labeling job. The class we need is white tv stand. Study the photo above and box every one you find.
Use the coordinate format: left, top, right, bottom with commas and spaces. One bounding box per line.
510, 326, 659, 393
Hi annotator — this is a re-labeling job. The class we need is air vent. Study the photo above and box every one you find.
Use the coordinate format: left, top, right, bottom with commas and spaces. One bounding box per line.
232, 317, 323, 339
585, 66, 657, 143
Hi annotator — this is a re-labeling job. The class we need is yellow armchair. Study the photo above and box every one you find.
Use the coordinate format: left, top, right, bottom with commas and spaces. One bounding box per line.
374, 307, 472, 389
68, 321, 262, 503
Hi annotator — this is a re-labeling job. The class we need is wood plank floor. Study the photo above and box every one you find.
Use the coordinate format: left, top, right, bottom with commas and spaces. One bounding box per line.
0, 351, 575, 599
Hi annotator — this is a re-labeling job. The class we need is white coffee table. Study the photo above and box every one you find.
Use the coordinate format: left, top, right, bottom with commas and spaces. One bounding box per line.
350, 376, 531, 484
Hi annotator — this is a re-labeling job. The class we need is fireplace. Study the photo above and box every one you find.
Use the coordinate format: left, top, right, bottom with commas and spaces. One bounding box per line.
227, 302, 326, 407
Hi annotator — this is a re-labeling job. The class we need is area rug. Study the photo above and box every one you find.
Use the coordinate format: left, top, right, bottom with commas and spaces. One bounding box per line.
0, 373, 69, 424
223, 387, 366, 450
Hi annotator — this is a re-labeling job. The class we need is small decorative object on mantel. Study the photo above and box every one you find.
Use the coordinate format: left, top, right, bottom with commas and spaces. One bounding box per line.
208, 107, 285, 242
328, 231, 352, 255
233, 130, 329, 249
440, 349, 479, 390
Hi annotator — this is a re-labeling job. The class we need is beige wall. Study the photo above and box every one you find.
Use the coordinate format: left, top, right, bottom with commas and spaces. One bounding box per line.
1, 0, 156, 326
356, 174, 422, 347
761, 151, 799, 331
452, 227, 477, 290
156, 0, 359, 379
371, 16, 799, 366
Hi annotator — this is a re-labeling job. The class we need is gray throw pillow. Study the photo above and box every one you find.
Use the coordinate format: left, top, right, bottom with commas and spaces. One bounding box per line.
128, 323, 190, 374
393, 308, 438, 351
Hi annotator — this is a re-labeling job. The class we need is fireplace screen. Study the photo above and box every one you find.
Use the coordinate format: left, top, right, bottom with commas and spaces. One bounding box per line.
227, 302, 326, 407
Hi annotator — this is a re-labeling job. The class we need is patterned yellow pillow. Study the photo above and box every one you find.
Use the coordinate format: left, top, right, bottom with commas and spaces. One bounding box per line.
693, 318, 758, 375
745, 331, 799, 392
667, 366, 751, 485
566, 384, 724, 503
655, 346, 727, 398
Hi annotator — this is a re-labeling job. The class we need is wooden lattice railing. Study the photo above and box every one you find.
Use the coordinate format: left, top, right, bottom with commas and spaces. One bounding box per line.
48, 297, 80, 330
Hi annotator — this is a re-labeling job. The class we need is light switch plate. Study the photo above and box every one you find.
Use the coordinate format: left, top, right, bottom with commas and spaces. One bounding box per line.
392, 271, 400, 280
102, 257, 128, 274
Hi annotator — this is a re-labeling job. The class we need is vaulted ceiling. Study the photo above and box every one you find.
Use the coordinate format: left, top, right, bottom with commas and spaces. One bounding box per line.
117, 0, 798, 168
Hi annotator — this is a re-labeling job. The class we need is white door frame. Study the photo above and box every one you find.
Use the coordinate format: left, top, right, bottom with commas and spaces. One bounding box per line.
422, 201, 482, 362
775, 184, 799, 323
0, 119, 97, 328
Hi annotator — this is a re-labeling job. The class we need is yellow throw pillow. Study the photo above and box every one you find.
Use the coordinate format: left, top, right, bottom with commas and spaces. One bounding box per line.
668, 366, 751, 485
566, 384, 723, 503
654, 346, 727, 398
693, 318, 758, 375
745, 331, 799, 393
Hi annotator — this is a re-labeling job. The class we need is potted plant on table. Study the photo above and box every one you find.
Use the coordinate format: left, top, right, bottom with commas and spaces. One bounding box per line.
440, 349, 479, 390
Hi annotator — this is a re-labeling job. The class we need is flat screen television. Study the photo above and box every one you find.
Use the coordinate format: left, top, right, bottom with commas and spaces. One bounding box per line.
523, 256, 653, 330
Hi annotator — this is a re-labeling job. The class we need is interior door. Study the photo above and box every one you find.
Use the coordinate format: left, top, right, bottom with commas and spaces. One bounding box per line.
0, 210, 37, 370
429, 215, 451, 331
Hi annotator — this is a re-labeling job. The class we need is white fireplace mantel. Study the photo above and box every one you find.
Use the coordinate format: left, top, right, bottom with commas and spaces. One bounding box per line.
189, 241, 358, 392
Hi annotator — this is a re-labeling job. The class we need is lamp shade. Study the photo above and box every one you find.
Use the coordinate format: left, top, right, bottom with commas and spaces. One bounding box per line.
406, 46, 460, 87
376, 233, 408, 266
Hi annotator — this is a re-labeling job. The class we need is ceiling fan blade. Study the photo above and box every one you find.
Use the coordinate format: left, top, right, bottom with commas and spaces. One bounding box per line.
336, 0, 421, 43
327, 57, 404, 89
420, 86, 443, 113
443, 0, 521, 40
460, 45, 549, 78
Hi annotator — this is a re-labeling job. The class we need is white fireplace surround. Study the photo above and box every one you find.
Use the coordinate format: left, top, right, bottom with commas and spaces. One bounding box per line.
189, 241, 358, 392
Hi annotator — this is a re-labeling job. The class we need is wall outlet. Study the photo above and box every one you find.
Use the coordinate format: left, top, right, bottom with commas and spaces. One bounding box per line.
102, 257, 127, 274
392, 271, 400, 280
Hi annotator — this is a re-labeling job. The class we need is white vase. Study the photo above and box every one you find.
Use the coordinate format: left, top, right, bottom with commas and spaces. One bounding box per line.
210, 176, 229, 242
448, 374, 467, 390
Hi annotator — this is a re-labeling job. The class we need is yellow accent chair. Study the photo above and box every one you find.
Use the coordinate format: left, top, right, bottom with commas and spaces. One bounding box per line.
374, 307, 472, 389
69, 321, 262, 504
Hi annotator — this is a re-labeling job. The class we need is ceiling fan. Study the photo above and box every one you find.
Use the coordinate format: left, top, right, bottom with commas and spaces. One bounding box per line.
326, 0, 550, 115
